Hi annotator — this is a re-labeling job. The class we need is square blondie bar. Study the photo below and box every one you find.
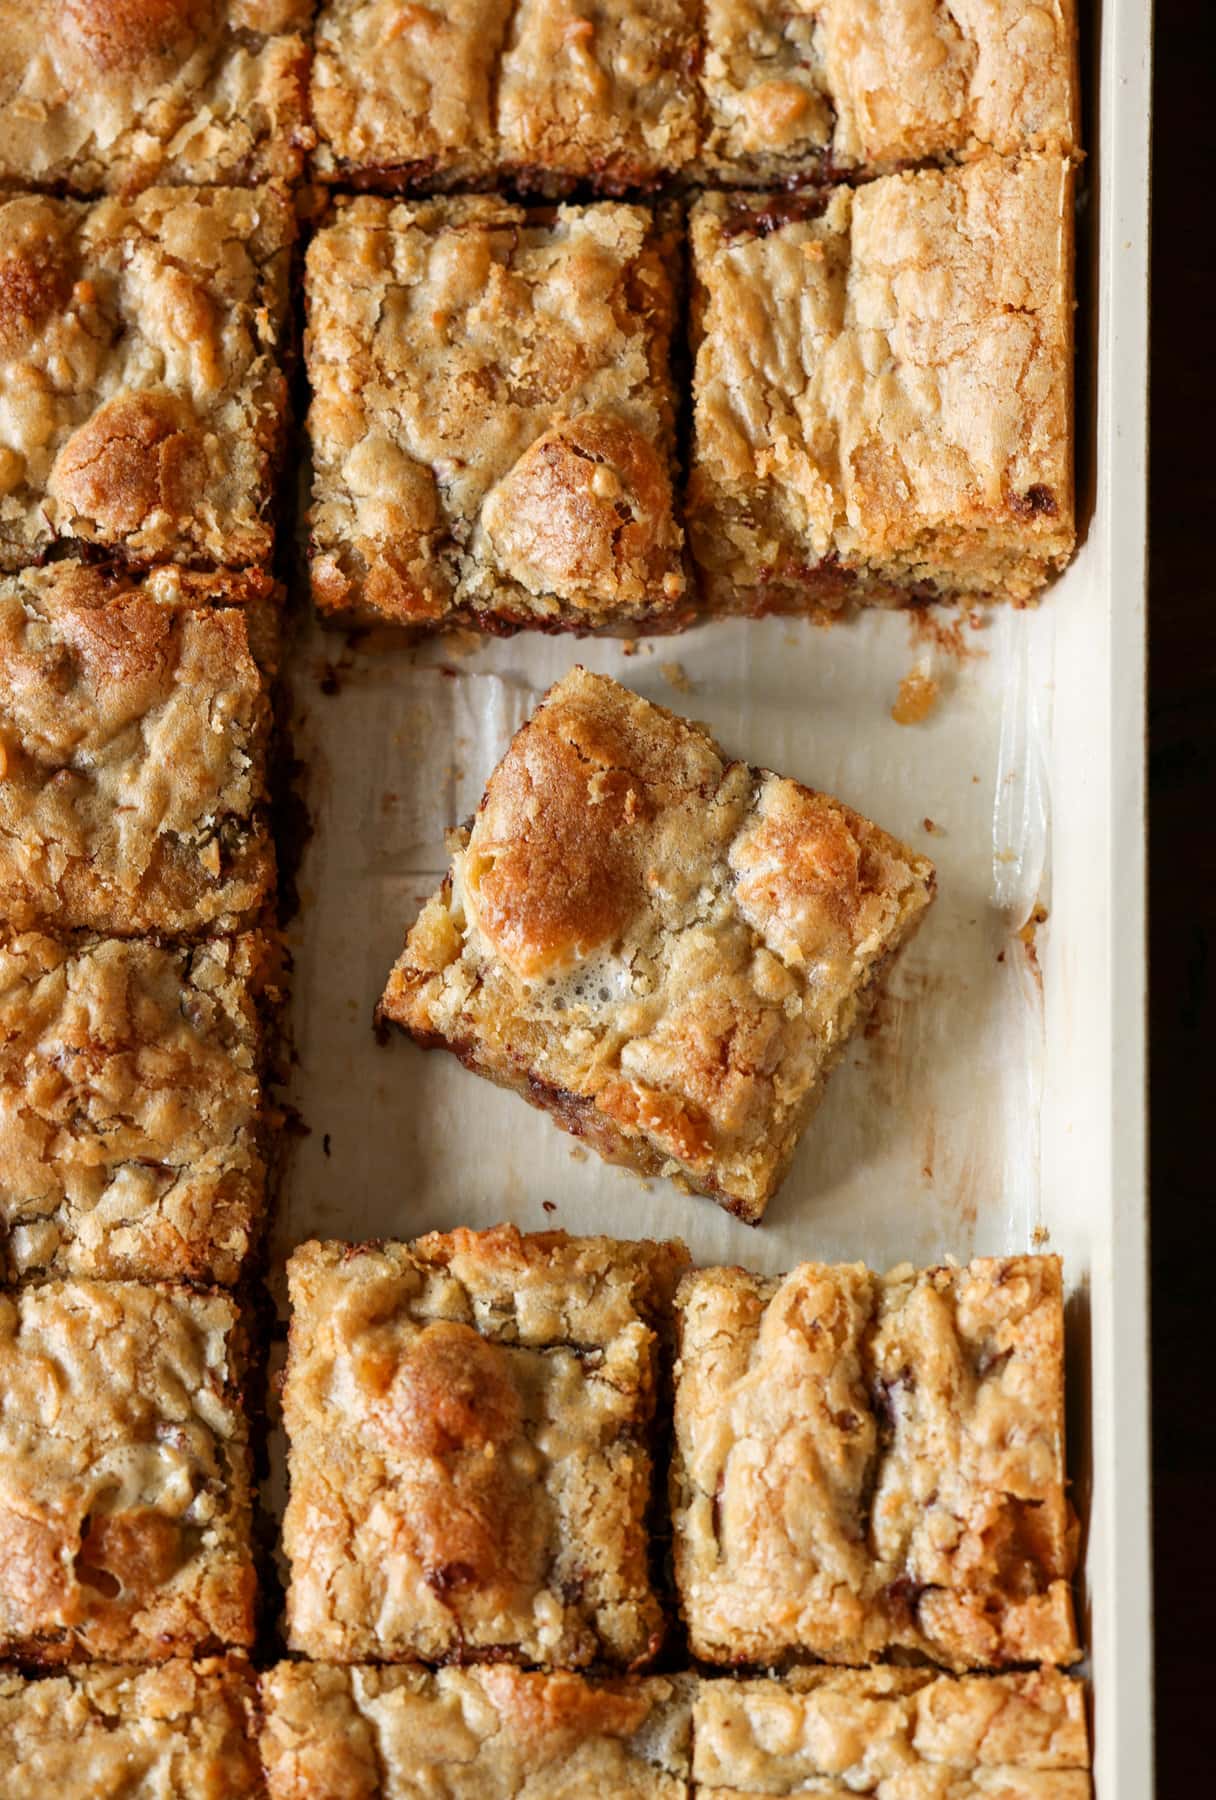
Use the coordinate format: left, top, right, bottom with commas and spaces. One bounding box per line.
0, 1280, 255, 1662
0, 185, 293, 570
671, 1255, 1079, 1670
0, 931, 271, 1284
693, 1667, 1090, 1796
380, 669, 935, 1221
698, 0, 1079, 183
688, 156, 1075, 610
282, 1227, 688, 1667
0, 1659, 262, 1800
0, 563, 276, 937
495, 0, 701, 194
304, 196, 687, 631
261, 1664, 692, 1798
0, 2, 312, 194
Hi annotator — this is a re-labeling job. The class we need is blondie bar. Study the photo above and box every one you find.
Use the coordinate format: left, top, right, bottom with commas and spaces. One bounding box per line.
380, 669, 935, 1221
699, 0, 1079, 183
688, 156, 1075, 610
693, 1667, 1090, 1796
672, 1256, 1079, 1669
0, 1280, 255, 1662
282, 1227, 688, 1666
0, 1658, 262, 1800
304, 196, 687, 631
261, 1663, 692, 1798
310, 0, 512, 188
495, 0, 701, 194
0, 2, 312, 195
0, 931, 270, 1284
0, 185, 293, 570
0, 563, 276, 937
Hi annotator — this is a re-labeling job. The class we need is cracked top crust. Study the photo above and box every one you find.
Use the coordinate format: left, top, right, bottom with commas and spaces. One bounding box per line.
700, 0, 1079, 180
693, 1667, 1090, 1796
688, 156, 1075, 608
260, 1663, 692, 1799
0, 1280, 255, 1662
311, 0, 514, 185
282, 1228, 687, 1668
0, 562, 276, 937
496, 0, 700, 191
0, 930, 270, 1284
0, 1, 313, 194
0, 186, 293, 569
311, 0, 698, 192
671, 1256, 1079, 1670
304, 196, 686, 630
380, 668, 934, 1219
0, 1657, 262, 1800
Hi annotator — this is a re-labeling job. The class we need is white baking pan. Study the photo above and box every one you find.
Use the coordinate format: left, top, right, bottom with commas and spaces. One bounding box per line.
273, 3, 1153, 1790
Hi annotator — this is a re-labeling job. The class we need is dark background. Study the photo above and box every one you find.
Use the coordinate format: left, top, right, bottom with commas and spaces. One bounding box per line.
1150, 0, 1213, 1787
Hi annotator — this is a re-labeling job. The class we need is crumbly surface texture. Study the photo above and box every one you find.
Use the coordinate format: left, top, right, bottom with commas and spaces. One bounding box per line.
311, 0, 698, 192
0, 185, 293, 569
0, 562, 276, 937
495, 0, 701, 193
0, 1, 312, 194
379, 668, 935, 1220
0, 1280, 255, 1661
282, 1226, 688, 1667
0, 1658, 263, 1800
304, 196, 687, 631
692, 1667, 1090, 1797
699, 0, 1079, 182
311, 0, 514, 187
671, 1256, 1079, 1670
261, 1662, 692, 1798
0, 931, 270, 1284
688, 156, 1075, 611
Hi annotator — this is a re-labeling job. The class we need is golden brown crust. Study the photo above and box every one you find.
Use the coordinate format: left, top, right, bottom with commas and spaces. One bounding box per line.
671, 1256, 1079, 1670
0, 186, 293, 570
688, 157, 1075, 611
311, 0, 512, 187
281, 1228, 687, 1667
496, 0, 701, 193
0, 1657, 264, 1800
304, 196, 687, 632
692, 1667, 1090, 1796
699, 0, 1079, 181
0, 1280, 255, 1662
0, 931, 269, 1283
0, 562, 276, 937
380, 669, 935, 1219
0, 1, 312, 192
260, 1662, 692, 1799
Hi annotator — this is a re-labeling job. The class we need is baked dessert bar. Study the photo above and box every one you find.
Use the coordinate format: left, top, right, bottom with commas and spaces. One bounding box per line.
0, 1279, 255, 1662
495, 0, 701, 194
261, 1663, 692, 1798
688, 156, 1075, 611
304, 196, 687, 631
310, 0, 513, 189
0, 931, 270, 1284
310, 1, 699, 195
282, 1227, 688, 1666
0, 2, 312, 195
380, 668, 935, 1221
693, 1667, 1091, 1796
698, 0, 1080, 183
0, 563, 277, 937
0, 1658, 262, 1800
672, 1256, 1080, 1670
0, 185, 293, 570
